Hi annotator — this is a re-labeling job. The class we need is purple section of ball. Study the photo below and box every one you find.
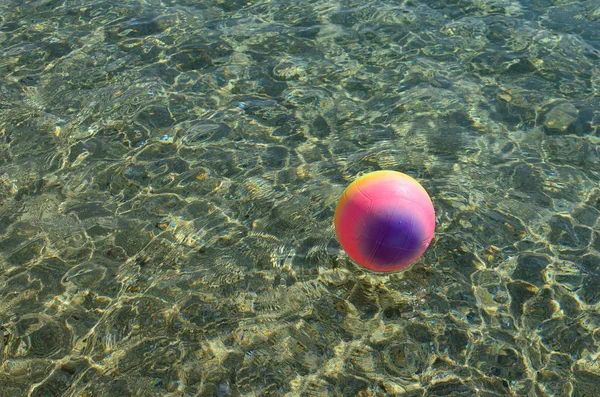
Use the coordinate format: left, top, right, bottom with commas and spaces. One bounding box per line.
359, 209, 424, 268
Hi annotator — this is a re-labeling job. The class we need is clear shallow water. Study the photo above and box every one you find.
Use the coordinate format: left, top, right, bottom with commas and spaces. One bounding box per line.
0, 0, 599, 396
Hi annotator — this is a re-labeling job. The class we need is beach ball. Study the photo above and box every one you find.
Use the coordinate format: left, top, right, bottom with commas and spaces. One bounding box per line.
334, 170, 435, 272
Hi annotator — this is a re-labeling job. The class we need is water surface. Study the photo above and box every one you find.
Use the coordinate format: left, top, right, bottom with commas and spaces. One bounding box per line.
0, 0, 599, 396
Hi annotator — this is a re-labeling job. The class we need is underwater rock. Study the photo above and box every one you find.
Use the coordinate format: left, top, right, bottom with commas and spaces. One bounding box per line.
541, 101, 582, 135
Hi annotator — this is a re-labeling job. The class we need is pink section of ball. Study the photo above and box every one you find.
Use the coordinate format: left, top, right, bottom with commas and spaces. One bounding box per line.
334, 170, 435, 272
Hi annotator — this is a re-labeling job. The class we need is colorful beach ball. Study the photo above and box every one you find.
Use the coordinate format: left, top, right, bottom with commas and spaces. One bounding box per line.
334, 170, 435, 272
